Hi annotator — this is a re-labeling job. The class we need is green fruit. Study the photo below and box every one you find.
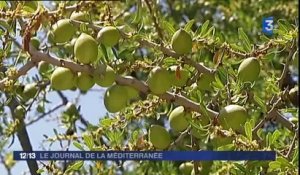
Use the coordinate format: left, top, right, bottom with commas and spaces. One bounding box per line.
23, 83, 38, 101
169, 66, 190, 87
197, 73, 215, 91
104, 85, 128, 113
70, 11, 89, 22
93, 65, 116, 87
169, 106, 191, 132
74, 33, 98, 64
149, 125, 171, 149
52, 19, 76, 43
38, 61, 51, 75
218, 105, 248, 133
171, 29, 192, 55
238, 57, 260, 82
30, 37, 40, 49
97, 26, 120, 47
124, 85, 140, 101
50, 67, 77, 90
289, 86, 298, 106
14, 105, 26, 118
179, 162, 194, 175
76, 72, 95, 91
147, 67, 172, 95
64, 102, 78, 116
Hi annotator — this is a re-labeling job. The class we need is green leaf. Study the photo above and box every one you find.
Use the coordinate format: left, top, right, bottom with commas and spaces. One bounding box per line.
100, 44, 109, 63
65, 161, 84, 173
202, 26, 215, 38
162, 20, 175, 35
100, 118, 114, 128
244, 121, 252, 141
253, 94, 267, 112
277, 157, 293, 168
184, 19, 195, 33
83, 134, 94, 150
73, 141, 85, 151
132, 1, 142, 24
131, 130, 139, 143
234, 163, 247, 173
198, 20, 209, 37
238, 28, 252, 52
268, 161, 281, 171
217, 144, 235, 151
271, 130, 280, 145
266, 132, 272, 148
292, 148, 298, 164
36, 169, 45, 173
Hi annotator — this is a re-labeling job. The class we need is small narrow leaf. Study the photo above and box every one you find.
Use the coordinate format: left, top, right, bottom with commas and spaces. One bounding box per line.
65, 161, 84, 173
238, 28, 252, 52
73, 141, 85, 151
83, 134, 94, 150
199, 20, 210, 37
162, 20, 175, 35
245, 121, 252, 141
271, 130, 280, 145
184, 19, 195, 33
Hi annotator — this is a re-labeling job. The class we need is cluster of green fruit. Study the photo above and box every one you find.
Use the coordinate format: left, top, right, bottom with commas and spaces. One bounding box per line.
42, 12, 121, 90
148, 104, 248, 150
178, 161, 213, 175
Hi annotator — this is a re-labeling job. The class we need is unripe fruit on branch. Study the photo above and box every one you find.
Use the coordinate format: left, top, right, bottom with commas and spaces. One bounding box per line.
65, 38, 77, 56
74, 33, 98, 64
149, 125, 171, 149
38, 61, 51, 75
147, 67, 172, 95
169, 66, 190, 87
97, 26, 120, 47
70, 11, 89, 22
171, 29, 192, 55
169, 106, 191, 132
104, 85, 128, 113
14, 105, 26, 118
50, 67, 77, 90
51, 19, 76, 43
179, 162, 193, 175
93, 65, 116, 87
22, 83, 38, 101
76, 72, 95, 91
124, 85, 140, 102
288, 86, 298, 106
30, 37, 40, 49
197, 73, 215, 91
218, 105, 248, 133
238, 57, 260, 83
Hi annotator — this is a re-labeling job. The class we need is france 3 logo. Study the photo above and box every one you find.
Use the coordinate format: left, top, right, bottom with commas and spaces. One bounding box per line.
262, 17, 274, 35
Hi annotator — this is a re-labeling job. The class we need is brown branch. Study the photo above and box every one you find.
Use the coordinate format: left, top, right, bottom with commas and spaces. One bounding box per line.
285, 131, 298, 160
278, 40, 296, 89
